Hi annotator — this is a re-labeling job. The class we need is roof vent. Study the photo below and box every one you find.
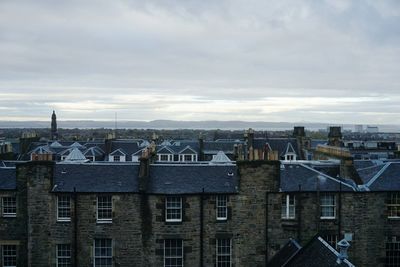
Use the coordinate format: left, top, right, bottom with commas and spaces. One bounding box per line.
61, 169, 67, 174
336, 239, 350, 264
280, 164, 285, 170
227, 172, 234, 177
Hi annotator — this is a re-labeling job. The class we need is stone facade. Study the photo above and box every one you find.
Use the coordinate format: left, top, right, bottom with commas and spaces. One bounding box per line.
0, 160, 399, 266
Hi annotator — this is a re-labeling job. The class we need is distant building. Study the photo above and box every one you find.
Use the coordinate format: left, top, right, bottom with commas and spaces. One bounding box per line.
51, 110, 58, 140
354, 124, 363, 133
366, 126, 379, 133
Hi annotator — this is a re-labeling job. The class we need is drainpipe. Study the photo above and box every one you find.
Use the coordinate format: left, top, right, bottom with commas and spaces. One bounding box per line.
265, 191, 269, 266
297, 185, 302, 243
73, 187, 78, 267
200, 188, 204, 267
338, 181, 342, 239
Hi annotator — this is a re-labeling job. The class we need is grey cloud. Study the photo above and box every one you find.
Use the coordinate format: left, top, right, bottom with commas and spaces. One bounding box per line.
0, 0, 399, 123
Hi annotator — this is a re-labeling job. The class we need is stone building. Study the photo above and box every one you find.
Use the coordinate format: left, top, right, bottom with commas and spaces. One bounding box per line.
1, 155, 400, 266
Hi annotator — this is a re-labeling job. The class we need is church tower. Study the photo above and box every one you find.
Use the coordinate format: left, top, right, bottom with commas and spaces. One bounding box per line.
51, 110, 58, 140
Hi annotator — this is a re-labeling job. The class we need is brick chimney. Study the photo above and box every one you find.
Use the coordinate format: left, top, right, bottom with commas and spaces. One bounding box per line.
139, 149, 151, 192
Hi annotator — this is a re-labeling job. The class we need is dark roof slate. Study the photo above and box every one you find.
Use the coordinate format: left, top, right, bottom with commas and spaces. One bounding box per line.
0, 168, 16, 190
53, 164, 139, 193
366, 163, 400, 191
148, 164, 238, 194
285, 236, 354, 267
267, 239, 301, 267
280, 163, 355, 192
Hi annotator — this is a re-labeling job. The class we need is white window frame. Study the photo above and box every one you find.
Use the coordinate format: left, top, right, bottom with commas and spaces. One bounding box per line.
93, 239, 113, 267
158, 154, 173, 162
96, 196, 112, 223
165, 197, 182, 222
216, 238, 232, 267
216, 195, 228, 221
164, 239, 183, 267
56, 244, 71, 267
320, 194, 336, 219
2, 197, 16, 217
2, 244, 17, 267
113, 155, 120, 162
388, 192, 400, 219
281, 194, 295, 219
57, 195, 71, 222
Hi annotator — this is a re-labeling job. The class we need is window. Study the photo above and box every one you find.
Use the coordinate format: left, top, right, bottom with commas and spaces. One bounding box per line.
164, 239, 183, 267
216, 195, 228, 220
2, 245, 16, 267
323, 234, 338, 250
57, 196, 71, 222
113, 155, 120, 162
165, 197, 182, 222
2, 197, 16, 217
281, 194, 295, 219
216, 239, 231, 267
97, 196, 112, 222
386, 236, 400, 267
159, 154, 171, 161
94, 239, 112, 267
388, 193, 400, 219
56, 244, 71, 267
320, 194, 336, 219
184, 155, 192, 161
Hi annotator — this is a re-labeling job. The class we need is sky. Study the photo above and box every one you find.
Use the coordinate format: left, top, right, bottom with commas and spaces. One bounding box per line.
0, 0, 399, 124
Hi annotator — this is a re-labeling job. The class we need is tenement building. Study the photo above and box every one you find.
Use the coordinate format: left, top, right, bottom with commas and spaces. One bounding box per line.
0, 154, 400, 266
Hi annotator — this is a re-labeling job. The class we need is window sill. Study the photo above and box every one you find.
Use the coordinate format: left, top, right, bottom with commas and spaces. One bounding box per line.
57, 219, 71, 223
97, 219, 113, 224
216, 218, 228, 222
388, 217, 400, 220
3, 214, 17, 218
320, 217, 336, 220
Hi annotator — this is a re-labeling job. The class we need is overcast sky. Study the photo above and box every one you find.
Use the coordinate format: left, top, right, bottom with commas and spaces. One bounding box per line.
0, 0, 399, 124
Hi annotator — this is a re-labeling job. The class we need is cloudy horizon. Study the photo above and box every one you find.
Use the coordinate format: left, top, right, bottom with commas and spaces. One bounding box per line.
0, 0, 399, 124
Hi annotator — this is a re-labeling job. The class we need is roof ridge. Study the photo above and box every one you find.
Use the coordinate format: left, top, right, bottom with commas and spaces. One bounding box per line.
317, 237, 355, 267
366, 162, 392, 188
299, 163, 356, 191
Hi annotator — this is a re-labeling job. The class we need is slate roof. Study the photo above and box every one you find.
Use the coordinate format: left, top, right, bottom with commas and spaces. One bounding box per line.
110, 140, 141, 157
364, 162, 400, 191
52, 163, 238, 194
0, 167, 16, 190
53, 164, 140, 193
253, 138, 300, 157
267, 239, 301, 267
280, 163, 355, 192
148, 164, 238, 194
354, 160, 377, 170
203, 140, 242, 154
285, 236, 354, 267
357, 164, 386, 184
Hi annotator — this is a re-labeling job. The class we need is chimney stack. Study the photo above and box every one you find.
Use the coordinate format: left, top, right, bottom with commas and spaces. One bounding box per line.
198, 133, 204, 161
328, 126, 343, 147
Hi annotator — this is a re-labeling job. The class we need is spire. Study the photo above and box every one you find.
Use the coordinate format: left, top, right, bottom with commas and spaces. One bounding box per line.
51, 110, 58, 140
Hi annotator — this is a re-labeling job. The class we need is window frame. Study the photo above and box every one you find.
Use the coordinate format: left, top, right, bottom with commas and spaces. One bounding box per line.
165, 196, 182, 222
216, 195, 228, 221
164, 239, 183, 267
281, 194, 295, 220
216, 238, 232, 267
2, 244, 17, 267
57, 195, 71, 222
93, 239, 113, 267
386, 236, 400, 267
320, 194, 336, 219
388, 192, 400, 219
56, 244, 71, 267
96, 195, 113, 223
2, 197, 17, 218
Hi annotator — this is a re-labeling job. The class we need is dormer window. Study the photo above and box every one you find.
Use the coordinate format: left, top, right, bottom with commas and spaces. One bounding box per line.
113, 155, 120, 162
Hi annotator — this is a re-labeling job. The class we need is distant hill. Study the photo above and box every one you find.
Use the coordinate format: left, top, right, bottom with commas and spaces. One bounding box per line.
0, 120, 399, 132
